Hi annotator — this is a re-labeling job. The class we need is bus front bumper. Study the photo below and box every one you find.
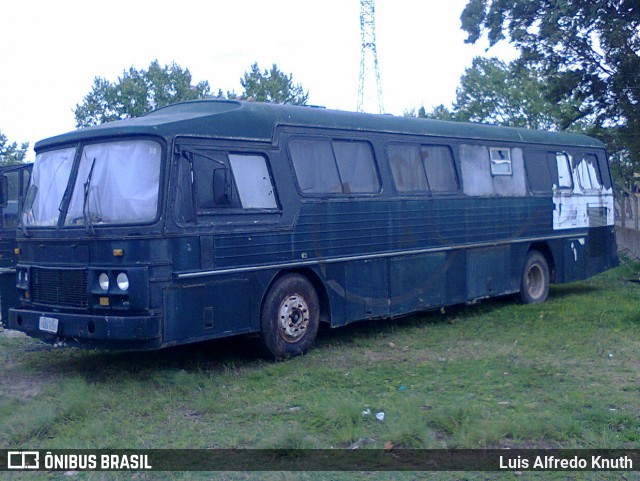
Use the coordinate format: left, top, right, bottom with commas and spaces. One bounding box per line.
7, 308, 161, 348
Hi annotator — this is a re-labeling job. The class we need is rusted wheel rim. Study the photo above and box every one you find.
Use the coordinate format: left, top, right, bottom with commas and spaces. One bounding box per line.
526, 264, 544, 299
278, 294, 310, 343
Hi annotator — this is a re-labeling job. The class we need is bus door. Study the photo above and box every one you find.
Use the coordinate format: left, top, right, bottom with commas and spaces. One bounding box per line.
166, 141, 281, 343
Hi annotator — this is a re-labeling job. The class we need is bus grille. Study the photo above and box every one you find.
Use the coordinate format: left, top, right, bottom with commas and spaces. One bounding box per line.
31, 268, 88, 308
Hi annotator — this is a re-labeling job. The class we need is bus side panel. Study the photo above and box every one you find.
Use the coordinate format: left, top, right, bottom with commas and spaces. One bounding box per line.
344, 258, 389, 321
300, 263, 345, 327
466, 246, 515, 300
562, 237, 588, 283
586, 226, 618, 277
162, 278, 251, 344
389, 252, 447, 315
442, 250, 466, 306
551, 228, 617, 285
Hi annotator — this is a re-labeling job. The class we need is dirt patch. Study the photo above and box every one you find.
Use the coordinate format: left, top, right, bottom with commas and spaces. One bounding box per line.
0, 374, 46, 399
0, 355, 57, 400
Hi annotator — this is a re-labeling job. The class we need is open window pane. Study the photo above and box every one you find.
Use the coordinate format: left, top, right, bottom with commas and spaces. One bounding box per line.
490, 148, 512, 175
192, 152, 241, 210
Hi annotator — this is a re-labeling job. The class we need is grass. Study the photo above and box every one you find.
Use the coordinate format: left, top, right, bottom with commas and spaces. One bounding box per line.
2, 261, 640, 480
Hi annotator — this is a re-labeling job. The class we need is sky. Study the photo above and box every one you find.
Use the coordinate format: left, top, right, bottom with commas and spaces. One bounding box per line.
1, 0, 517, 160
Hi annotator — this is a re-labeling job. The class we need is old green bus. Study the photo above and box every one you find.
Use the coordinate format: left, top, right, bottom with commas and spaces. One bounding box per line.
6, 100, 617, 357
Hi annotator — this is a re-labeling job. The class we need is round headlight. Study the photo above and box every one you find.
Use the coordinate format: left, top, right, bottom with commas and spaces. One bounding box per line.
98, 273, 110, 291
116, 273, 129, 291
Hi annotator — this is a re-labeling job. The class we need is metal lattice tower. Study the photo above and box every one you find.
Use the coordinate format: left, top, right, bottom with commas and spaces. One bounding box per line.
357, 0, 384, 114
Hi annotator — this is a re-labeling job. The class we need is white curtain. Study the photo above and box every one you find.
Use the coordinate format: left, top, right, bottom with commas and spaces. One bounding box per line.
65, 140, 161, 225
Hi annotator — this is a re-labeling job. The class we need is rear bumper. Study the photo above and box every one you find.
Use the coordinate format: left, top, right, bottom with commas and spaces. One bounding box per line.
7, 307, 162, 349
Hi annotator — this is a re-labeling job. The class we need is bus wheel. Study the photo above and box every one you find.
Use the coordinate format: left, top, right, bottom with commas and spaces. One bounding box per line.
260, 274, 320, 359
519, 251, 549, 304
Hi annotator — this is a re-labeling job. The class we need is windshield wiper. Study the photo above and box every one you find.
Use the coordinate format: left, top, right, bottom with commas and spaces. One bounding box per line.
83, 157, 97, 234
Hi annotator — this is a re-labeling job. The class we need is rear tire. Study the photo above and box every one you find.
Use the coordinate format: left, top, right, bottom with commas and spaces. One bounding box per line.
519, 251, 550, 304
260, 274, 320, 359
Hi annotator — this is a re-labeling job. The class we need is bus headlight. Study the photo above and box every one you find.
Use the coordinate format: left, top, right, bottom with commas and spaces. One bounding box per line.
17, 268, 29, 288
98, 273, 110, 291
116, 273, 129, 291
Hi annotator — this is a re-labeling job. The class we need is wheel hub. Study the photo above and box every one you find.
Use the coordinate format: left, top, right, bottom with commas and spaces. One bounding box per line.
278, 294, 310, 343
527, 264, 544, 298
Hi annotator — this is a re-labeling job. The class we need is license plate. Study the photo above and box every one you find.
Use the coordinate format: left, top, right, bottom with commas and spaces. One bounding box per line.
39, 316, 59, 334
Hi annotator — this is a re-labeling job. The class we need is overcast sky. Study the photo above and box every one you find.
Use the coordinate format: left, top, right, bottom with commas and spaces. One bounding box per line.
1, 0, 516, 159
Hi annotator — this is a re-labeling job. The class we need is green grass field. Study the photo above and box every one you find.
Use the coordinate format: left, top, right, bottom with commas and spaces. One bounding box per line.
1, 261, 640, 480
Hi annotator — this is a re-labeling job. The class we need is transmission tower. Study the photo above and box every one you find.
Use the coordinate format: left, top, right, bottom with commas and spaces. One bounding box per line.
357, 0, 384, 114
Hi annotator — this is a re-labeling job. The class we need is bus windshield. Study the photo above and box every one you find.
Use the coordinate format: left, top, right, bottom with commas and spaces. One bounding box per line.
25, 140, 162, 227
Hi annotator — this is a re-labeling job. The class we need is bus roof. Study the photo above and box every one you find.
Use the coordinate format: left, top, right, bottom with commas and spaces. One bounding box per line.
35, 100, 605, 151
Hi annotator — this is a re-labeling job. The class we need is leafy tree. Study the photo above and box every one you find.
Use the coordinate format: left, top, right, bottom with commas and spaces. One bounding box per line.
405, 58, 576, 129
74, 60, 210, 127
0, 131, 28, 165
423, 105, 455, 121
404, 105, 453, 121
460, 0, 640, 169
452, 57, 583, 131
240, 63, 308, 105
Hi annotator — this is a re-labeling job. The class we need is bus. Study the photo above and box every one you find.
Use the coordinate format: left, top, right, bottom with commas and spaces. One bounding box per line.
0, 162, 31, 322
6, 100, 617, 357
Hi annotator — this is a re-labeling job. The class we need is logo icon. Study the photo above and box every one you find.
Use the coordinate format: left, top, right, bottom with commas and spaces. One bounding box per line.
7, 451, 39, 470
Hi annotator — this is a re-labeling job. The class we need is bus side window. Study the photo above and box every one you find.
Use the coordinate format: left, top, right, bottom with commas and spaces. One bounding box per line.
175, 155, 196, 223
289, 138, 380, 195
228, 154, 278, 209
420, 145, 458, 192
332, 141, 380, 193
524, 150, 554, 193
596, 153, 612, 189
576, 153, 603, 191
490, 147, 512, 175
289, 139, 342, 194
388, 144, 428, 193
192, 153, 241, 210
2, 170, 20, 228
554, 152, 573, 190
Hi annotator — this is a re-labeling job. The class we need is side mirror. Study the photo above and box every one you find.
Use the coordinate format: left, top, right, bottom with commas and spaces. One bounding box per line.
213, 168, 230, 205
0, 175, 8, 208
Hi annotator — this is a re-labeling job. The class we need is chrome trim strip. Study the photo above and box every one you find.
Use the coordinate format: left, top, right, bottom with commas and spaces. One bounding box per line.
176, 232, 587, 279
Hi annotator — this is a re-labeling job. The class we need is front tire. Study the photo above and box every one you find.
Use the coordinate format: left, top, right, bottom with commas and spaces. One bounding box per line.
519, 251, 550, 304
260, 274, 320, 359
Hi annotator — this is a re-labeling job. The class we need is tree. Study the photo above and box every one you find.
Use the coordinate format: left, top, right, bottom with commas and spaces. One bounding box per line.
452, 57, 585, 131
0, 131, 28, 165
460, 0, 640, 168
404, 104, 454, 121
74, 60, 211, 127
424, 105, 455, 121
405, 57, 578, 129
240, 63, 308, 105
